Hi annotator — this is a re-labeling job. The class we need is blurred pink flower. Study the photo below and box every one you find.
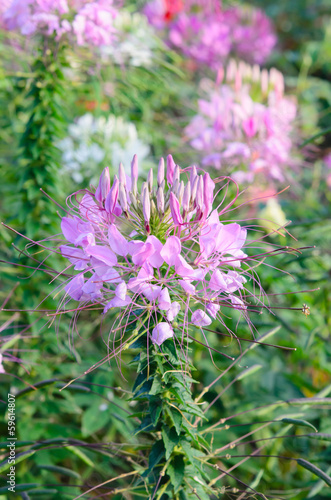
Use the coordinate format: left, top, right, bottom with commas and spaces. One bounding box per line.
1, 0, 118, 46
143, 0, 276, 68
186, 62, 298, 185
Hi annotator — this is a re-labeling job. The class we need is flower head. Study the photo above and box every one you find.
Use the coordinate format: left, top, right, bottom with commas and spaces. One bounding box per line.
2, 0, 119, 46
186, 60, 298, 186
44, 153, 280, 351
143, 1, 276, 69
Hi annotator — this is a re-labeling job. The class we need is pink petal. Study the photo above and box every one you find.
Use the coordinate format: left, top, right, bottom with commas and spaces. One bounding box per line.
108, 224, 129, 256
191, 309, 212, 326
86, 244, 117, 267
160, 235, 181, 267
151, 322, 174, 346
158, 288, 171, 310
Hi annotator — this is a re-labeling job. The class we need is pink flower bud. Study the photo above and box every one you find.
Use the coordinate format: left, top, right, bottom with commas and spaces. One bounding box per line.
119, 162, 126, 187
157, 157, 164, 186
182, 182, 191, 212
190, 165, 197, 185
157, 187, 164, 214
105, 176, 119, 214
191, 176, 198, 202
195, 176, 204, 210
95, 167, 110, 203
166, 154, 175, 185
177, 180, 184, 202
142, 185, 150, 223
118, 183, 128, 212
169, 192, 183, 226
148, 168, 153, 192
203, 172, 215, 216
131, 154, 138, 194
173, 164, 180, 185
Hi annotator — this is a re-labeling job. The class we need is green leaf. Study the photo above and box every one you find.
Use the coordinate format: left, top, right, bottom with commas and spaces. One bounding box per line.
150, 396, 162, 426
66, 446, 94, 467
281, 418, 318, 433
150, 376, 162, 396
162, 426, 179, 460
168, 455, 185, 492
81, 406, 110, 437
162, 339, 178, 363
145, 440, 165, 476
167, 407, 183, 435
297, 459, 331, 486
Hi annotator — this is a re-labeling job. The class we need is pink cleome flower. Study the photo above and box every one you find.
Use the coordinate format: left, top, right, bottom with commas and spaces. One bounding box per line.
50, 154, 273, 348
143, 0, 276, 68
1, 0, 118, 46
185, 61, 298, 185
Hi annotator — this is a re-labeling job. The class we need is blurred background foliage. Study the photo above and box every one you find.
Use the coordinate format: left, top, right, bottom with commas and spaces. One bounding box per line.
0, 0, 331, 498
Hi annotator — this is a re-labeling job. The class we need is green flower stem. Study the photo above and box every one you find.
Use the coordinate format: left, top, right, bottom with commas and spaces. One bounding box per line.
16, 38, 68, 238
130, 332, 219, 498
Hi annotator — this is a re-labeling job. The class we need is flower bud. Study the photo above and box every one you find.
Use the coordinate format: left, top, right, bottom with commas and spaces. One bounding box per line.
196, 176, 204, 210
182, 182, 191, 212
119, 162, 126, 188
95, 167, 110, 203
169, 192, 183, 226
147, 168, 153, 192
105, 175, 119, 214
203, 172, 215, 216
142, 185, 150, 223
157, 157, 164, 187
191, 175, 198, 202
190, 165, 197, 186
118, 183, 128, 212
173, 164, 180, 185
131, 154, 138, 194
157, 187, 164, 215
166, 154, 175, 185
177, 180, 184, 203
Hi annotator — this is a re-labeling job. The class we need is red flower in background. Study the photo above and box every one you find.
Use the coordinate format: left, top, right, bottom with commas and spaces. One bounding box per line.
163, 0, 183, 21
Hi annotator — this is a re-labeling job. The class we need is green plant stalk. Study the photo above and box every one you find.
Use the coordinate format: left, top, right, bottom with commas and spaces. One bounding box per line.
130, 332, 219, 499
16, 38, 68, 239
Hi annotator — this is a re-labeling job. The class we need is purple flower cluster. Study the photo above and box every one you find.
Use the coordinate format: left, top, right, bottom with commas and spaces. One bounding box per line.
57, 155, 257, 346
144, 0, 276, 69
186, 61, 298, 185
1, 0, 118, 46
